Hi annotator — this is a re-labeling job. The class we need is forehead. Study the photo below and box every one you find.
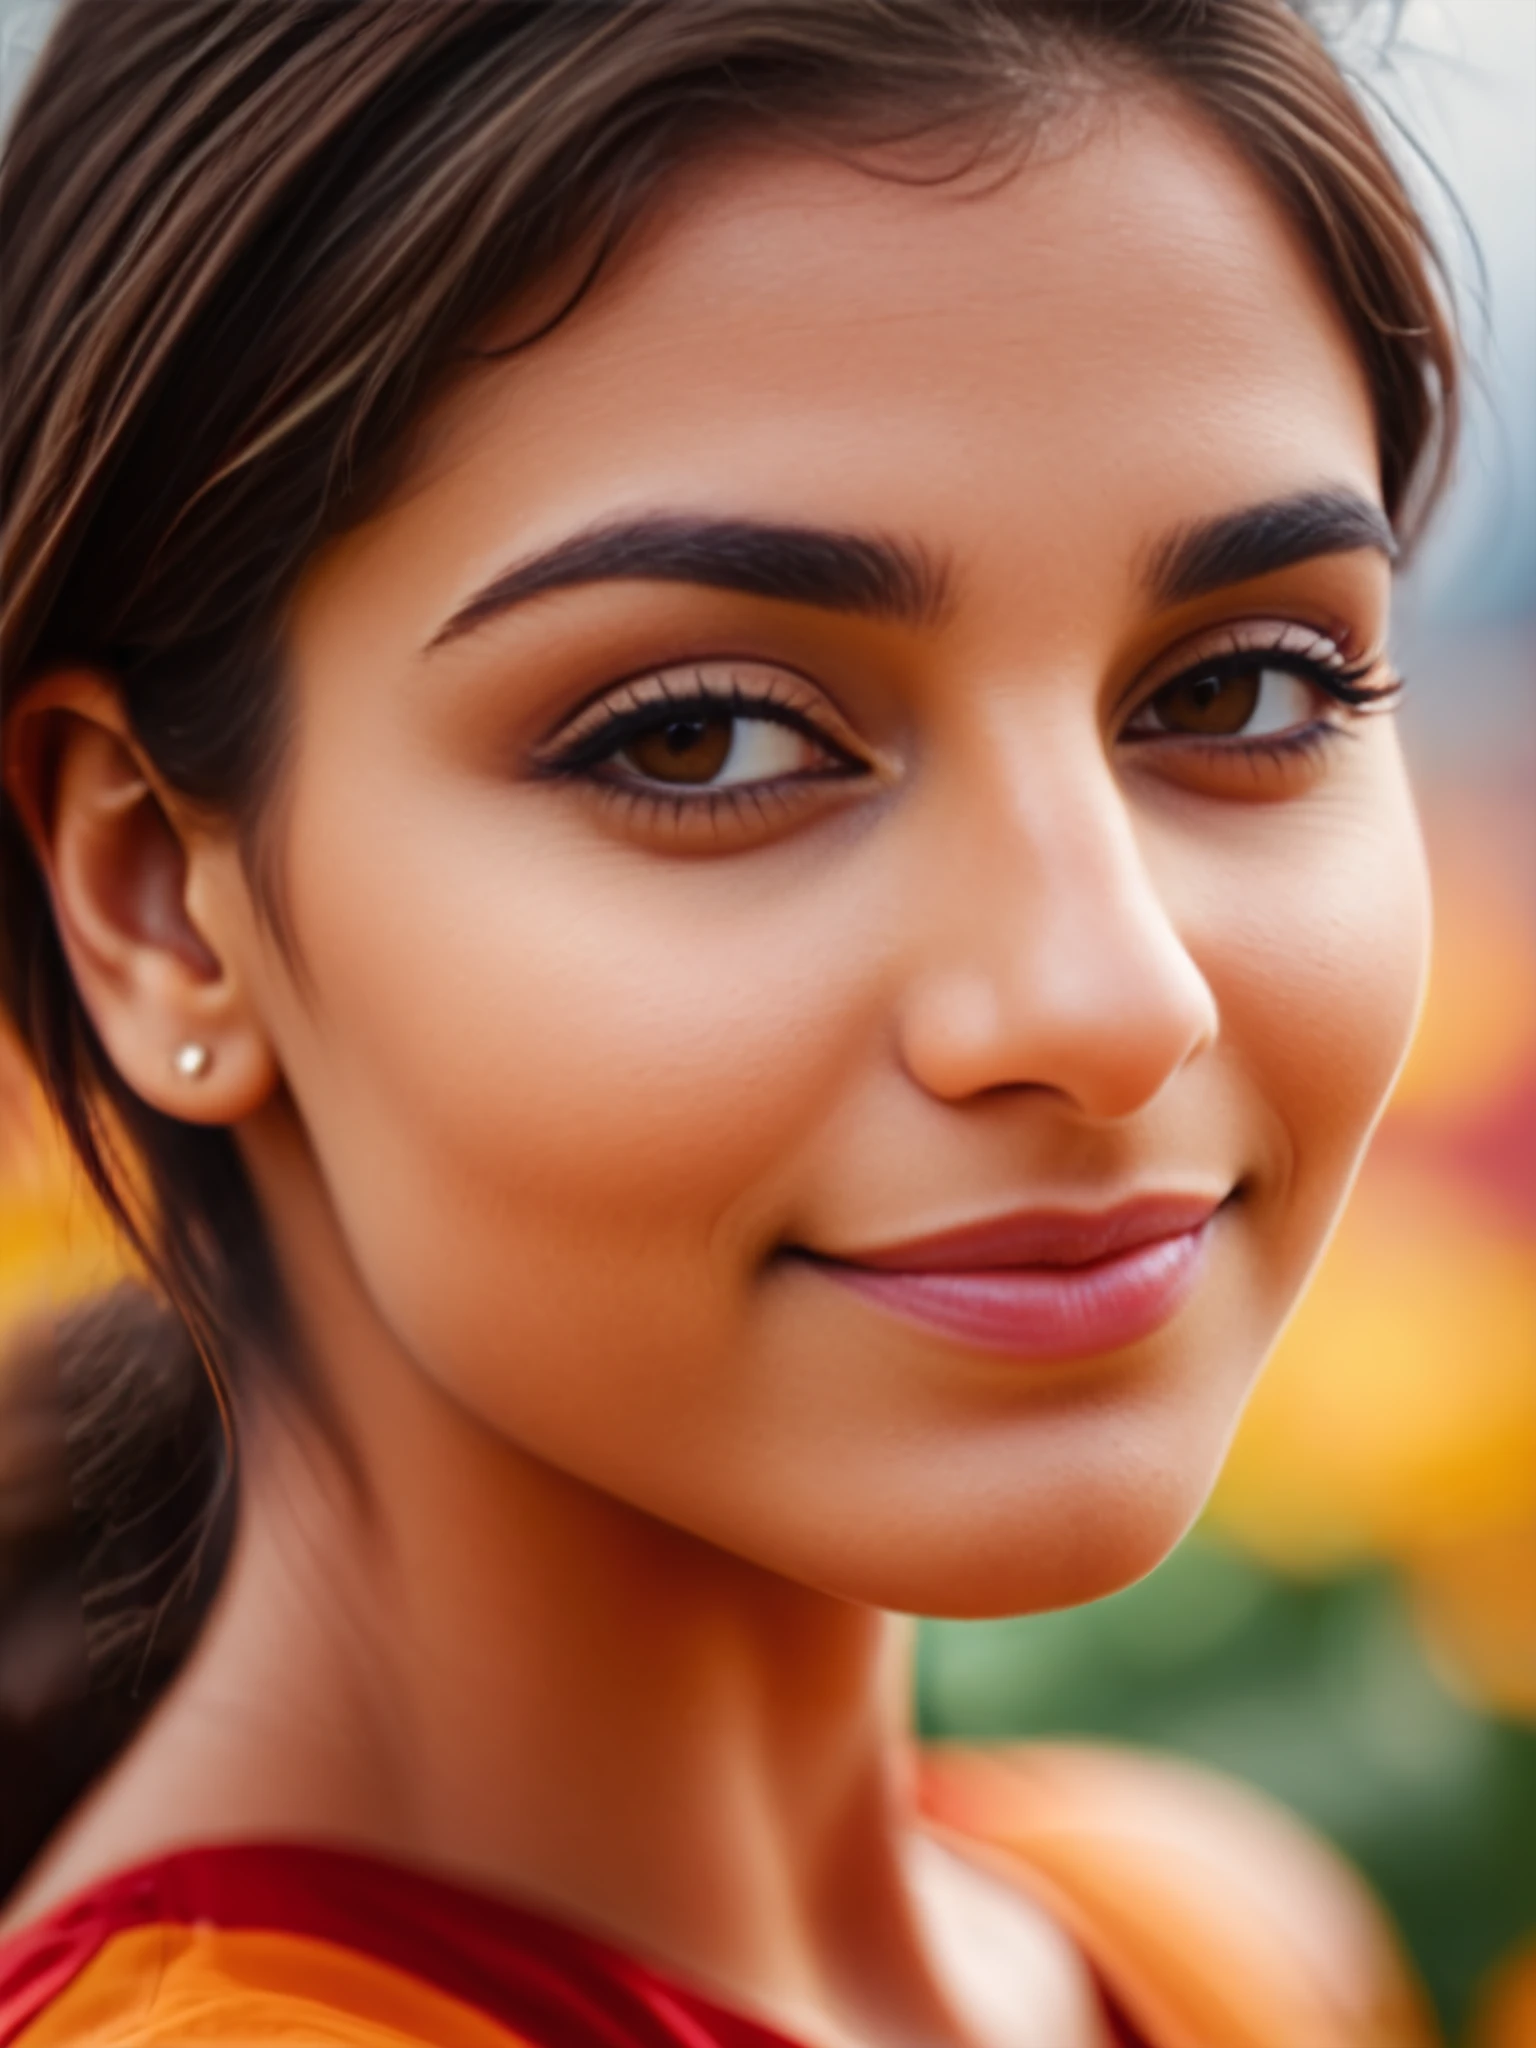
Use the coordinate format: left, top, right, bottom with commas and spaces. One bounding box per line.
312, 88, 1378, 639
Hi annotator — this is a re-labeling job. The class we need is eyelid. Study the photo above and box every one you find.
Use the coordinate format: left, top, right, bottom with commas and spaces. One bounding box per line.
1138, 618, 1368, 692
1123, 617, 1371, 705
532, 659, 870, 773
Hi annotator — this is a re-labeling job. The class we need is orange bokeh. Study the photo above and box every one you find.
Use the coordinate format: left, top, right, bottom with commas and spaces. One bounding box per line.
1468, 1939, 1536, 2048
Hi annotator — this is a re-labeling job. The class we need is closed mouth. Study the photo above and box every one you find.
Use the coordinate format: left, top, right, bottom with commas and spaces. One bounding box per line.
797, 1190, 1232, 1362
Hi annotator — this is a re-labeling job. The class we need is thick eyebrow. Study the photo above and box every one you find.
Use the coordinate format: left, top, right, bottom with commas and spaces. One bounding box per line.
1147, 487, 1397, 607
427, 513, 949, 649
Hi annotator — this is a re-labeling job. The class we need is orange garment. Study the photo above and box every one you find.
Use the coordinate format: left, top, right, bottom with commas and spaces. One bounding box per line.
0, 1743, 1438, 2048
920, 1744, 1439, 2048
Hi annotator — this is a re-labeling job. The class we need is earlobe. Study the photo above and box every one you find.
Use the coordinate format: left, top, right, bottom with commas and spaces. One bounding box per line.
2, 671, 278, 1125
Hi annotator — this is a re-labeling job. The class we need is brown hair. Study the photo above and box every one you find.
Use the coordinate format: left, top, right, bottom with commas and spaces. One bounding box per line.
0, 0, 1457, 1895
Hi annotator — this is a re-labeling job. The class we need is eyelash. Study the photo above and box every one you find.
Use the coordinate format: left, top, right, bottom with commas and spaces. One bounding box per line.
542, 675, 856, 774
1122, 643, 1402, 759
535, 668, 865, 824
535, 636, 1403, 826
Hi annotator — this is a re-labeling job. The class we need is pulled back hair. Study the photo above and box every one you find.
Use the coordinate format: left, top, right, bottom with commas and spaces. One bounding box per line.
0, 0, 1456, 1895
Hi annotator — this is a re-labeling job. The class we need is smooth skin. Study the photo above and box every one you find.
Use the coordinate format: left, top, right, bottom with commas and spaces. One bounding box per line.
4, 86, 1429, 2048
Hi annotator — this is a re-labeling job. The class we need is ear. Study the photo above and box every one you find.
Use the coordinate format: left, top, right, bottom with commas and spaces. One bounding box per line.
3, 672, 279, 1124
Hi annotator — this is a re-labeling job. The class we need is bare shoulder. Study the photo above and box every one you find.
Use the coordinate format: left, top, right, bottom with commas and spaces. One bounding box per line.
919, 1740, 1440, 2048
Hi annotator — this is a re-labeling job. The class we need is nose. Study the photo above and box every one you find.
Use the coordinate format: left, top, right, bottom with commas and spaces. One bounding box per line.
895, 741, 1218, 1121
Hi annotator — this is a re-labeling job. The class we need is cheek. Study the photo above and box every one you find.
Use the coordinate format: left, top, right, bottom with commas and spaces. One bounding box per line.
274, 772, 877, 1396
1179, 736, 1429, 1223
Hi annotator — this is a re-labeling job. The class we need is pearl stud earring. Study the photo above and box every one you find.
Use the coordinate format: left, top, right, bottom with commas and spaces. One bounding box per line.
172, 1042, 212, 1080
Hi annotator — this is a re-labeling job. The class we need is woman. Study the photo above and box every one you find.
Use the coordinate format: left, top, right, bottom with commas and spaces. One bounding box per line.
0, 2, 1456, 2043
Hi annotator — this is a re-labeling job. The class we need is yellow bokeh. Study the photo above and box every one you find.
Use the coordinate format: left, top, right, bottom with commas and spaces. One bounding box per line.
0, 1093, 133, 1340
1210, 1162, 1536, 1572
1208, 795, 1536, 1727
1409, 1525, 1536, 1723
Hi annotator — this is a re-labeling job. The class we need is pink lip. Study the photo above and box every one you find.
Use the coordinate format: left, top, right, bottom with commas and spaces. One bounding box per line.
808, 1193, 1225, 1362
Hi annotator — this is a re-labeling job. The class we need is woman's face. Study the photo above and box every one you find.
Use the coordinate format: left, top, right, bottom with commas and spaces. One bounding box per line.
232, 90, 1428, 1614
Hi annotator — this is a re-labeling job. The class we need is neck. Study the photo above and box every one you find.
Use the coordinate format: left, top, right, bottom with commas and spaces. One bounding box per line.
232, 1382, 931, 2036
10, 1135, 960, 2047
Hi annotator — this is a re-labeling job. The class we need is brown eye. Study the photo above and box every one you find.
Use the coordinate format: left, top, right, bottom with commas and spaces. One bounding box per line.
1127, 662, 1318, 742
618, 715, 733, 784
1146, 668, 1261, 735
542, 662, 867, 801
606, 709, 828, 790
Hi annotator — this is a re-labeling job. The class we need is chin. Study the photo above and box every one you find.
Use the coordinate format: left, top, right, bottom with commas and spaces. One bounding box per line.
790, 1437, 1223, 1623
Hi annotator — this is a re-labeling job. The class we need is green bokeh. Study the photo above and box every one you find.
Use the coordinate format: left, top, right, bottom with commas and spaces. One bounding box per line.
917, 1533, 1536, 2037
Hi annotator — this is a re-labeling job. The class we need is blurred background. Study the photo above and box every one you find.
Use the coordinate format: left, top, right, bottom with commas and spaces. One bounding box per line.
1, 0, 1532, 2040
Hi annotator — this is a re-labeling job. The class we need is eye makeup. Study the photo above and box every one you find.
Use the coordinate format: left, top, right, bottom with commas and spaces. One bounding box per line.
528, 659, 875, 838
1118, 618, 1401, 760
522, 606, 1404, 847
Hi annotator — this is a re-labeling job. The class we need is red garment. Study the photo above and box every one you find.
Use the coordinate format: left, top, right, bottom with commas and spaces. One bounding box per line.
0, 1837, 1147, 2047
2, 1743, 1439, 2046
